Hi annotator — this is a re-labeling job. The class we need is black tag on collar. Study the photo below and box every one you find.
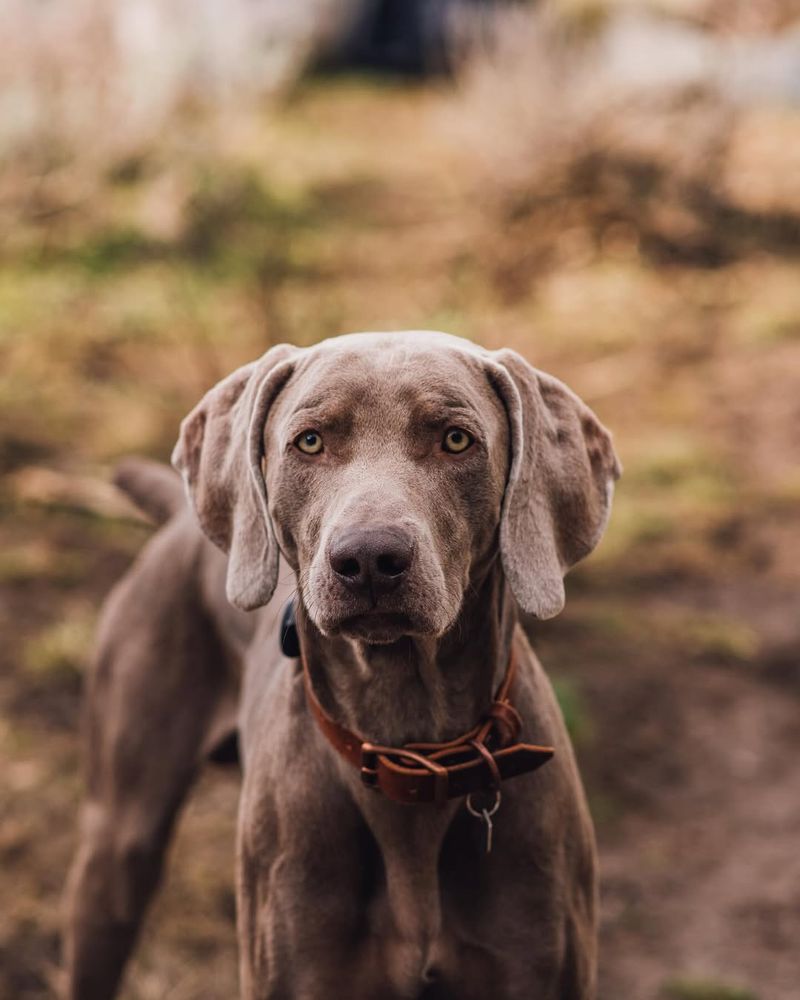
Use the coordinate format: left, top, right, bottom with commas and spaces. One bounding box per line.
280, 599, 300, 659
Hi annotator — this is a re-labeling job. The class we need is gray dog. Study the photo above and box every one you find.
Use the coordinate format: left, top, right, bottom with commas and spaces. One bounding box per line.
63, 331, 620, 1000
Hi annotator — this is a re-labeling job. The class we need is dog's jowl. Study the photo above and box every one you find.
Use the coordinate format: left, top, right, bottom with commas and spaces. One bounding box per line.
63, 331, 620, 1000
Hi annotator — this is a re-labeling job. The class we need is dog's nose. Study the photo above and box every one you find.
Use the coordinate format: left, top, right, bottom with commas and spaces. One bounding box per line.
329, 526, 414, 598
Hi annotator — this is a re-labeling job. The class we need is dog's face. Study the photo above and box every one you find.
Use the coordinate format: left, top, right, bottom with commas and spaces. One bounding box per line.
263, 338, 509, 643
173, 332, 620, 638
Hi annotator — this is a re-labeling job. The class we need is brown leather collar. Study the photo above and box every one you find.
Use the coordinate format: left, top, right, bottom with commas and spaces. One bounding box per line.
302, 649, 554, 806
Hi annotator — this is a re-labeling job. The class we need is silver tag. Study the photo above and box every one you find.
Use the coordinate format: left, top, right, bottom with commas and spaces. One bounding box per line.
466, 791, 502, 855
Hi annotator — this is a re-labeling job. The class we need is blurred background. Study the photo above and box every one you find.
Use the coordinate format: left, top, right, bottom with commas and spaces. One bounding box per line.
1, 1, 799, 998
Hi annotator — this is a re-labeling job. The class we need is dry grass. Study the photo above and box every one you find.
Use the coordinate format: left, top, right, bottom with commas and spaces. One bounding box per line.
446, 6, 800, 283
0, 0, 344, 250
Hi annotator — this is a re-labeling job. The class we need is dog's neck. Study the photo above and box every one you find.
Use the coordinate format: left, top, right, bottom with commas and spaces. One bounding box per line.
298, 563, 517, 746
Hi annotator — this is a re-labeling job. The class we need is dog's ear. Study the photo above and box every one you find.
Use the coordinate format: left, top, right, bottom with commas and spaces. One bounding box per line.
171, 343, 299, 611
487, 349, 621, 619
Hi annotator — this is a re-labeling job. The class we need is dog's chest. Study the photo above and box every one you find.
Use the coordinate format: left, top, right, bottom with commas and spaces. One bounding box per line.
341, 806, 522, 1000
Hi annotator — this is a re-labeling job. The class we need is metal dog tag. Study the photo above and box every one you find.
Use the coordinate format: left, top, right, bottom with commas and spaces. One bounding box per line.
466, 791, 501, 855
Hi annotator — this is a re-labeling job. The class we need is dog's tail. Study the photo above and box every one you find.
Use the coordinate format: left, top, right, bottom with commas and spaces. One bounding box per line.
114, 457, 186, 526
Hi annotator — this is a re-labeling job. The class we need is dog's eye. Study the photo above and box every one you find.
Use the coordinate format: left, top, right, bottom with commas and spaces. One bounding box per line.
442, 428, 473, 454
295, 430, 324, 455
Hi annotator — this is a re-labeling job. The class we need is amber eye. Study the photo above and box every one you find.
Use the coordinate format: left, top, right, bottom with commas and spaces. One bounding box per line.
295, 430, 324, 455
443, 427, 473, 454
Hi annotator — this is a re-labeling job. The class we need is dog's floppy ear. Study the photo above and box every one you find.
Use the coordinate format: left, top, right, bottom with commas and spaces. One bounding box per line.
171, 343, 299, 611
488, 348, 621, 619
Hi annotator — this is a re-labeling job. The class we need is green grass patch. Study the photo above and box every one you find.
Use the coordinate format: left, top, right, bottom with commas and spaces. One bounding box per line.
23, 606, 96, 684
679, 615, 760, 664
626, 435, 736, 504
71, 228, 166, 275
180, 166, 325, 279
551, 676, 593, 747
661, 976, 758, 1000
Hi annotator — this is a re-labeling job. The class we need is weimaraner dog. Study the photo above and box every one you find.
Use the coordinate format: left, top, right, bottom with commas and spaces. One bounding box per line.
63, 330, 620, 1000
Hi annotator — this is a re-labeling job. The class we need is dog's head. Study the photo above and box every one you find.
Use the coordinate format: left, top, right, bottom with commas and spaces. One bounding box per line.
172, 332, 620, 644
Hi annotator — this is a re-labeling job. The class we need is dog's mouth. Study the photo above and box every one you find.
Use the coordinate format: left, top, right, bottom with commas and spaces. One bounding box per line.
336, 611, 418, 645
302, 571, 453, 643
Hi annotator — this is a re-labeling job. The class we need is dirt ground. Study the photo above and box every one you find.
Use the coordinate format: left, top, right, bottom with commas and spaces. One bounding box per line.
1, 75, 799, 1000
